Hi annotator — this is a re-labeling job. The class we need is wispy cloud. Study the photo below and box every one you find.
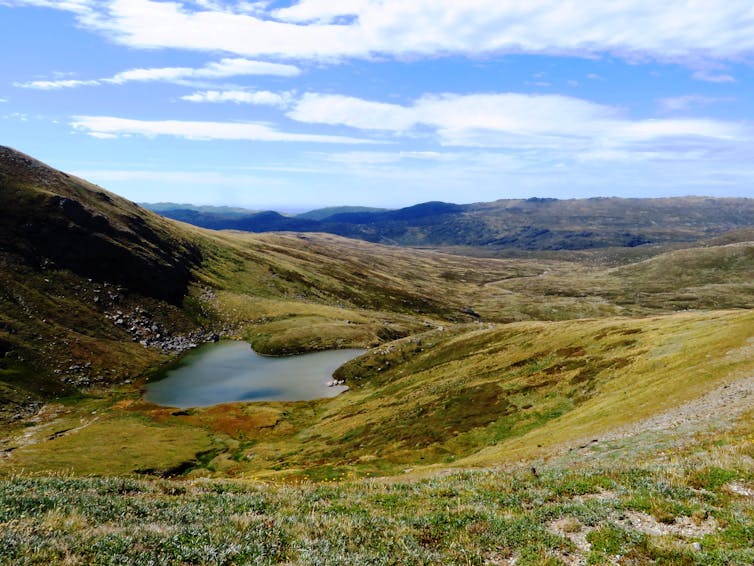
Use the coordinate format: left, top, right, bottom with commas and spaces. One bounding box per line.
70, 115, 377, 144
16, 58, 299, 89
15, 79, 100, 90
288, 92, 749, 158
657, 94, 731, 113
17, 0, 754, 66
181, 89, 293, 107
0, 0, 92, 13
692, 70, 737, 83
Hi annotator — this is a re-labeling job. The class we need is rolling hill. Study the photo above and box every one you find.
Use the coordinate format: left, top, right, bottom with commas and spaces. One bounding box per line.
1, 146, 753, 564
145, 195, 754, 252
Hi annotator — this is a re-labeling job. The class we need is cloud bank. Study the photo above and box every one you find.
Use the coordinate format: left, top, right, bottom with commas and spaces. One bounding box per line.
288, 92, 749, 158
6, 0, 754, 66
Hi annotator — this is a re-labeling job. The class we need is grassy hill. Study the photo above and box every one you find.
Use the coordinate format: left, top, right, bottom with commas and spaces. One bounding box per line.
1, 146, 753, 564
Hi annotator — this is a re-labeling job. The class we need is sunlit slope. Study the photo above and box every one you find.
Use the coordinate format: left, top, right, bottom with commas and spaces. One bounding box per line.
6, 308, 750, 478
288, 309, 754, 476
479, 240, 754, 317
193, 230, 556, 353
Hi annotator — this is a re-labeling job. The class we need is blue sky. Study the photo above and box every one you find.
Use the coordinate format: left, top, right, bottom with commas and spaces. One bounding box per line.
1, 1, 753, 211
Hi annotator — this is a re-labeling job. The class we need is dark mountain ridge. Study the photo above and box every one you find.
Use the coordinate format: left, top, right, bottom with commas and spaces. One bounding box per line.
145, 195, 754, 250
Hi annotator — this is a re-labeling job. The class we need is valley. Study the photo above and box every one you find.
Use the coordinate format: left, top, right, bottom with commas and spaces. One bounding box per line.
0, 146, 752, 564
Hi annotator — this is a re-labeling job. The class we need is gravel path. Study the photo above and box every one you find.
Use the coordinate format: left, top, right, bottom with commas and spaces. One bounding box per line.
600, 373, 754, 442
553, 373, 754, 465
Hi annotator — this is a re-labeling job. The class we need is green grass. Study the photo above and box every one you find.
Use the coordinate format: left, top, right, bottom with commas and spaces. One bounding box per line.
2, 433, 752, 565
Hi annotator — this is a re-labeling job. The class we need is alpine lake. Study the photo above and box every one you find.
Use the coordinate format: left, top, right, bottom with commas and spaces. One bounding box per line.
144, 341, 365, 408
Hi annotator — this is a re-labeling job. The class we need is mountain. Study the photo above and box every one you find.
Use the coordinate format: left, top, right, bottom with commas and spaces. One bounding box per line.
0, 146, 515, 420
147, 195, 754, 251
295, 205, 389, 220
141, 202, 259, 215
0, 147, 210, 420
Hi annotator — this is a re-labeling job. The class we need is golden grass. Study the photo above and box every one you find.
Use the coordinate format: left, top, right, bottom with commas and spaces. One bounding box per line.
3, 415, 215, 476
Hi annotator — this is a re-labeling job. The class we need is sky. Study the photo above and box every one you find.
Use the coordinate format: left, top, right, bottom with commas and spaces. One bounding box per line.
1, 1, 753, 211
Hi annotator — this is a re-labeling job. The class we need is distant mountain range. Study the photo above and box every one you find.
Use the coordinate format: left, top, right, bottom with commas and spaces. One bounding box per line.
143, 197, 754, 251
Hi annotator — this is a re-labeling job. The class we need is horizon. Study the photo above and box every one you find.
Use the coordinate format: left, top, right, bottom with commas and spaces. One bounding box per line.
2, 2, 754, 208
137, 194, 754, 217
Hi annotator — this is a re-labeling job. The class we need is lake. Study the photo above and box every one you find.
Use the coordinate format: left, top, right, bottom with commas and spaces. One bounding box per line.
143, 341, 365, 408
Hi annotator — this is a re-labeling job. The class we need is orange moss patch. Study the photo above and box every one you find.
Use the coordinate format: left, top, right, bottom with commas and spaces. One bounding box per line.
200, 404, 281, 436
141, 402, 283, 439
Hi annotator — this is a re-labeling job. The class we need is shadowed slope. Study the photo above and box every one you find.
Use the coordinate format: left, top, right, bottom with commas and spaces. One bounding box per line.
0, 146, 201, 304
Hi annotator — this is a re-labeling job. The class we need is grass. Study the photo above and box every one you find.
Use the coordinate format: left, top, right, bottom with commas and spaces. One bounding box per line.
2, 408, 216, 476
1, 426, 752, 565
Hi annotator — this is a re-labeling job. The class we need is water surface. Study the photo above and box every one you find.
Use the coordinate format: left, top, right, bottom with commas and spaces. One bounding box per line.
144, 341, 364, 408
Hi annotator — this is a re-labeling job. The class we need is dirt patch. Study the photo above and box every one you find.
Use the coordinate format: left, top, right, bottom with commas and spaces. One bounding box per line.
547, 518, 591, 565
616, 510, 718, 538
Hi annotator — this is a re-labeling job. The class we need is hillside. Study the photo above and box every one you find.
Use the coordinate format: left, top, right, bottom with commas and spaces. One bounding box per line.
295, 205, 390, 220
1, 147, 753, 564
0, 146, 542, 419
145, 196, 754, 252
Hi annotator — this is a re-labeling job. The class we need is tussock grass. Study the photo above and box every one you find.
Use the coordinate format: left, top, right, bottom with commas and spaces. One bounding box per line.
2, 432, 752, 565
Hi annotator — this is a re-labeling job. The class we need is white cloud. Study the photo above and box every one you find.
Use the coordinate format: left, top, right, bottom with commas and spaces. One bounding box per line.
0, 0, 92, 13
274, 0, 371, 23
16, 58, 299, 89
30, 0, 754, 64
181, 89, 293, 107
657, 95, 730, 112
17, 79, 100, 90
70, 115, 376, 144
109, 58, 299, 83
0, 98, 7, 103
288, 92, 749, 157
288, 94, 417, 131
290, 93, 611, 136
692, 70, 736, 83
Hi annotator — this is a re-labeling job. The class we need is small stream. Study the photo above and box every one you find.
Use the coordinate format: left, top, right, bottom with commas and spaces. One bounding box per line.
143, 341, 364, 408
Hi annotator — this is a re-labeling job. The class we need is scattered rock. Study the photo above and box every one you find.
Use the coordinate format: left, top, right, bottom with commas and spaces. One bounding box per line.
726, 482, 754, 498
616, 510, 718, 538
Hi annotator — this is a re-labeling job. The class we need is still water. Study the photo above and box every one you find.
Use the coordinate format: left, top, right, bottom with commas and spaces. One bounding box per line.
144, 341, 364, 408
